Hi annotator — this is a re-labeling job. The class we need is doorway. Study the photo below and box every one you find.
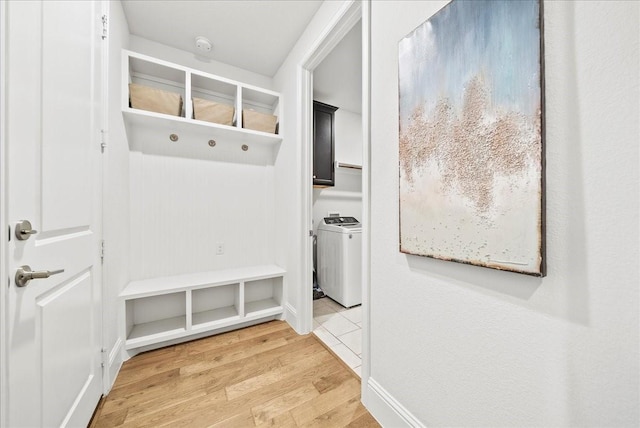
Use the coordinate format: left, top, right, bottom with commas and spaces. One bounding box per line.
311, 19, 364, 376
297, 0, 369, 382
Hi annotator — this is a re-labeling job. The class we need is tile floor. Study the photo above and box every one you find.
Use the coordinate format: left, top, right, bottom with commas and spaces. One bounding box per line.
312, 297, 362, 378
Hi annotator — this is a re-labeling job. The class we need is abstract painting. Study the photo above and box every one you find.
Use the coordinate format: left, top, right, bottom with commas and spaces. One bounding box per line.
398, 0, 545, 276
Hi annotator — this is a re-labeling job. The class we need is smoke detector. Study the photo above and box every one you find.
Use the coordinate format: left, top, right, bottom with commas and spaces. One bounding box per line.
195, 36, 212, 53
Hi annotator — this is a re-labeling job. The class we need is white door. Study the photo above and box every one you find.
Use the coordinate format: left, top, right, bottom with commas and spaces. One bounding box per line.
5, 1, 104, 426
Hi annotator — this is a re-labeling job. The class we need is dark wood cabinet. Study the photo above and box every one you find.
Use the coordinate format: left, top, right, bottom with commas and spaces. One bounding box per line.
313, 101, 338, 187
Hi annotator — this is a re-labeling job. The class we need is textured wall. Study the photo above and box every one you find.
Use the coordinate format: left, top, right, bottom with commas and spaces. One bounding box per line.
369, 1, 639, 426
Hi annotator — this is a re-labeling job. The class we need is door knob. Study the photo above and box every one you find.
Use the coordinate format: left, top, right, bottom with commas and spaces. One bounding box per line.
15, 265, 64, 287
15, 220, 38, 241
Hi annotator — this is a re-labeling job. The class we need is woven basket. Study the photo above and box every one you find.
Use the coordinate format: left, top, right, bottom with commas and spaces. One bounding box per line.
243, 110, 278, 134
129, 83, 183, 116
193, 97, 235, 126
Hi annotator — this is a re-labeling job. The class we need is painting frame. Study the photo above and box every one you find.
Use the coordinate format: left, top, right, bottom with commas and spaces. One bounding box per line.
398, 0, 546, 277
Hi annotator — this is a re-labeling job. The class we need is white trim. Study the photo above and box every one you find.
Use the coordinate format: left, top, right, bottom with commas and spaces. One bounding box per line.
360, 0, 372, 391
108, 337, 123, 369
297, 63, 313, 334
297, 0, 363, 335
284, 302, 297, 319
0, 0, 8, 424
100, 0, 110, 396
366, 378, 425, 428
105, 337, 123, 393
284, 302, 297, 327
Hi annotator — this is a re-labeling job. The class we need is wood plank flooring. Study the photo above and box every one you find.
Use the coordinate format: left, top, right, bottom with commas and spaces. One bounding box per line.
89, 321, 380, 427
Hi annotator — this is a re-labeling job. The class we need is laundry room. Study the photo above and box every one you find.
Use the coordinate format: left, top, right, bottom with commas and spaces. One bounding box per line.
310, 20, 364, 374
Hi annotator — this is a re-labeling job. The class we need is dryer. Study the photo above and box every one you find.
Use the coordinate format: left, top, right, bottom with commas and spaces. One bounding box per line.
317, 216, 362, 308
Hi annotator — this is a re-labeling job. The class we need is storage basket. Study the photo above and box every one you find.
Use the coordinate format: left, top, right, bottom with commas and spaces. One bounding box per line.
129, 83, 183, 116
243, 110, 278, 134
192, 97, 235, 126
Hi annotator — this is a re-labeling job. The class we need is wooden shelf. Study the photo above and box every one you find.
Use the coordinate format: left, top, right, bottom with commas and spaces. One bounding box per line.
122, 265, 285, 351
122, 50, 282, 161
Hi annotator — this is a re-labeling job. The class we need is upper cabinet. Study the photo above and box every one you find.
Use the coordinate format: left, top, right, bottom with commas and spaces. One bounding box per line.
313, 101, 338, 187
122, 50, 282, 162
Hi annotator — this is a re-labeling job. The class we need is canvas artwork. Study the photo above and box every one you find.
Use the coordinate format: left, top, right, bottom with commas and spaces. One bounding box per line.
398, 0, 545, 276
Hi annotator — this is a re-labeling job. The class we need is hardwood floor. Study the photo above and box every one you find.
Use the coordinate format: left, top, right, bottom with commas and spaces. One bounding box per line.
90, 321, 380, 427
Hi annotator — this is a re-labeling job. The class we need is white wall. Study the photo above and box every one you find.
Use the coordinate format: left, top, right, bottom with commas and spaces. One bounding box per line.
103, 0, 130, 391
121, 40, 277, 281
128, 153, 275, 280
334, 109, 363, 166
312, 170, 361, 230
368, 1, 639, 426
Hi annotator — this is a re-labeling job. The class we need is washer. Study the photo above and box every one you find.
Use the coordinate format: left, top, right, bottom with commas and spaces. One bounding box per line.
317, 216, 362, 308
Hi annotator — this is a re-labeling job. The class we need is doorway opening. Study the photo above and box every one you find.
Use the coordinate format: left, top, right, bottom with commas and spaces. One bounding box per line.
311, 19, 364, 376
297, 0, 368, 380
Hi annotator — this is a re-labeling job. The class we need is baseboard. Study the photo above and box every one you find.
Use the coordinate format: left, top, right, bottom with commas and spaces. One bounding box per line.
363, 377, 425, 427
284, 302, 300, 331
106, 338, 123, 393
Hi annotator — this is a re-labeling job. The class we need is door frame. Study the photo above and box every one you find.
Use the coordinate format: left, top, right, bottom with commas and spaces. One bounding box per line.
297, 0, 371, 383
99, 0, 110, 394
0, 0, 8, 425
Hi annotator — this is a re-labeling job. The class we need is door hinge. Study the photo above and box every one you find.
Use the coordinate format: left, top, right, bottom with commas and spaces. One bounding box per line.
101, 348, 107, 368
100, 240, 105, 264
101, 14, 108, 40
309, 230, 314, 237
100, 129, 107, 153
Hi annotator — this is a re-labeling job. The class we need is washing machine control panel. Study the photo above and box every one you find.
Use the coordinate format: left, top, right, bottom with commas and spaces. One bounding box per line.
323, 216, 359, 225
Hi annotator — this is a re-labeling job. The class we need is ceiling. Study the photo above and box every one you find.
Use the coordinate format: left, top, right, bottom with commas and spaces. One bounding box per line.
122, 1, 362, 115
121, 0, 323, 77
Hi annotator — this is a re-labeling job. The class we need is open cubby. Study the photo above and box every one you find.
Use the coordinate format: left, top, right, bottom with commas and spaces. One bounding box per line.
122, 50, 282, 160
121, 265, 285, 350
245, 277, 283, 317
191, 283, 240, 328
242, 87, 280, 116
125, 292, 186, 348
129, 56, 186, 118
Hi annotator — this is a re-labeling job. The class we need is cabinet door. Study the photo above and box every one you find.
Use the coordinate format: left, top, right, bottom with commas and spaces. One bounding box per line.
313, 101, 338, 186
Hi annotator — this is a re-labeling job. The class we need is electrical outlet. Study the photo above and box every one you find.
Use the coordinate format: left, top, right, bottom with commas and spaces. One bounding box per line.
216, 242, 224, 255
